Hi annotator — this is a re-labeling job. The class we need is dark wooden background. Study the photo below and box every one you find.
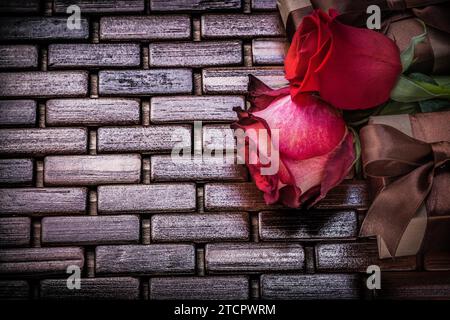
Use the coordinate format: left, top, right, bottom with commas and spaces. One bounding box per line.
0, 0, 449, 300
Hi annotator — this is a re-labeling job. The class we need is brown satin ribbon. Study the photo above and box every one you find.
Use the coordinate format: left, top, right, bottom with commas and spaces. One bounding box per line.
360, 124, 450, 256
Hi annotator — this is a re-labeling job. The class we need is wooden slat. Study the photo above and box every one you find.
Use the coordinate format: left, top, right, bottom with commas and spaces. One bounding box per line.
54, 0, 145, 13
97, 184, 196, 213
48, 44, 141, 68
251, 0, 277, 10
46, 98, 140, 126
376, 272, 450, 300
0, 247, 84, 276
0, 17, 88, 41
0, 188, 87, 215
98, 69, 192, 96
0, 0, 40, 13
100, 15, 191, 41
201, 13, 285, 39
0, 45, 38, 69
205, 243, 304, 273
0, 71, 89, 98
424, 252, 450, 271
150, 276, 249, 300
0, 100, 36, 127
0, 159, 34, 185
41, 215, 140, 245
151, 155, 247, 182
149, 41, 242, 67
252, 39, 287, 65
203, 124, 236, 152
202, 67, 287, 94
204, 182, 369, 211
97, 126, 191, 153
151, 213, 250, 242
151, 95, 241, 123
44, 154, 141, 186
150, 0, 242, 11
315, 242, 417, 272
259, 210, 358, 240
0, 128, 87, 156
205, 182, 278, 211
0, 281, 30, 300
41, 277, 140, 300
314, 181, 369, 210
261, 274, 362, 300
96, 244, 195, 275
0, 217, 31, 247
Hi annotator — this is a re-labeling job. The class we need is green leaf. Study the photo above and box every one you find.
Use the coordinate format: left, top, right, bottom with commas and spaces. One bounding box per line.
377, 100, 420, 115
419, 99, 450, 113
391, 74, 450, 103
400, 20, 427, 73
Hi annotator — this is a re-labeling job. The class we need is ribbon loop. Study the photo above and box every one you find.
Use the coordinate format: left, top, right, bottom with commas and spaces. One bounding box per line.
360, 124, 450, 256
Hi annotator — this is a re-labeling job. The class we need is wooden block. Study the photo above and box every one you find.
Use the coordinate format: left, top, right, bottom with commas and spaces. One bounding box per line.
0, 100, 36, 127
99, 69, 192, 96
48, 44, 141, 68
203, 124, 236, 152
0, 71, 89, 98
0, 45, 38, 69
44, 155, 141, 186
0, 0, 40, 13
0, 281, 30, 300
252, 0, 277, 10
151, 95, 242, 123
41, 215, 140, 245
100, 15, 191, 41
205, 243, 304, 273
315, 242, 417, 272
252, 39, 287, 65
150, 276, 249, 300
46, 98, 140, 126
0, 128, 87, 156
41, 277, 140, 300
201, 13, 285, 39
314, 180, 369, 210
204, 183, 277, 211
150, 0, 242, 11
96, 244, 195, 275
202, 67, 287, 94
97, 125, 191, 153
151, 155, 247, 182
0, 17, 88, 41
0, 247, 84, 276
261, 274, 362, 300
0, 217, 31, 247
151, 213, 250, 242
149, 41, 242, 67
376, 272, 450, 300
54, 0, 145, 13
97, 184, 196, 213
0, 188, 87, 215
259, 210, 358, 240
0, 159, 34, 185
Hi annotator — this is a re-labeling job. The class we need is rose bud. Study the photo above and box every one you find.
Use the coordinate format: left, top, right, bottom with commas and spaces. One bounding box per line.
285, 9, 402, 110
231, 76, 355, 208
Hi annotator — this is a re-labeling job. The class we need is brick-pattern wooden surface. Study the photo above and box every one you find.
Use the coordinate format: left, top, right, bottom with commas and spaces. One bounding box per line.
0, 0, 447, 301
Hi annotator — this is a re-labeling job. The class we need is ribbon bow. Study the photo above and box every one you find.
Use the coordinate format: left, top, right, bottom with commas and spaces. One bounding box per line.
360, 124, 450, 256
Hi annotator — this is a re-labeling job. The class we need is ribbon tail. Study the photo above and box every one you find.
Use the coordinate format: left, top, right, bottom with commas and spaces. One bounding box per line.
360, 162, 434, 256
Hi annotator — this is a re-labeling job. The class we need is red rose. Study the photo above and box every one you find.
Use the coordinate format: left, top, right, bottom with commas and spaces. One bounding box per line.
285, 9, 402, 110
231, 76, 355, 208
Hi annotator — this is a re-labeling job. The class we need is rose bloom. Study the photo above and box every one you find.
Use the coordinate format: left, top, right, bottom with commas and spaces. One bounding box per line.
285, 9, 402, 110
232, 76, 355, 208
